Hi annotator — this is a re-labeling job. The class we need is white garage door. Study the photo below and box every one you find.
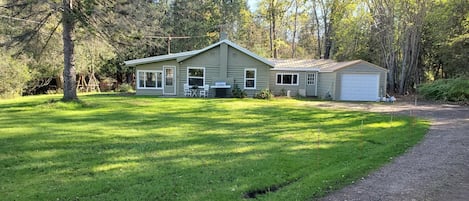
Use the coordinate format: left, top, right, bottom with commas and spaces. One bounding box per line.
340, 74, 379, 101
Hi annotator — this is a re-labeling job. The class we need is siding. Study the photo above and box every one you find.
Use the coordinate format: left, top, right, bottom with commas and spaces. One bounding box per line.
227, 47, 271, 97
269, 70, 304, 97
179, 47, 221, 97
135, 60, 179, 96
317, 72, 336, 99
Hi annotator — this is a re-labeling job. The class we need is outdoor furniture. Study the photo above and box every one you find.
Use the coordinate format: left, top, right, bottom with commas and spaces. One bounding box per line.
210, 82, 231, 97
184, 84, 191, 97
200, 85, 209, 97
190, 88, 199, 97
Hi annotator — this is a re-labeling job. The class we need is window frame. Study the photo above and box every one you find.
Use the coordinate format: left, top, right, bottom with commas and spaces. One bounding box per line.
244, 68, 257, 89
275, 73, 299, 86
136, 70, 163, 89
187, 67, 205, 87
306, 73, 316, 85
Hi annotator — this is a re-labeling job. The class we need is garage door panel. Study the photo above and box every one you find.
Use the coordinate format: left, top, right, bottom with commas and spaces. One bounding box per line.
340, 74, 379, 101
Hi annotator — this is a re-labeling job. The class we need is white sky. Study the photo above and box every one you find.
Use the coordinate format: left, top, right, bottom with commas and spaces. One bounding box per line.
247, 0, 259, 12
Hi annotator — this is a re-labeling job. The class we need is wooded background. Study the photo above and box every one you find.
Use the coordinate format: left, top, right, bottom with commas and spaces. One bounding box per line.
1, 0, 468, 100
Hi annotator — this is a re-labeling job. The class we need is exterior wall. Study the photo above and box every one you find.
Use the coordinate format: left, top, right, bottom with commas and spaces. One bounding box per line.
334, 63, 387, 100
227, 47, 271, 97
135, 60, 179, 96
269, 70, 305, 97
179, 47, 221, 97
317, 72, 337, 100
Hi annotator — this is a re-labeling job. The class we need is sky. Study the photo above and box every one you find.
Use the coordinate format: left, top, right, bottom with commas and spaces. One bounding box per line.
247, 0, 259, 12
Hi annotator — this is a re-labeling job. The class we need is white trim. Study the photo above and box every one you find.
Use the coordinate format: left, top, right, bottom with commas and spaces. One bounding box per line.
186, 67, 205, 87
275, 73, 299, 86
163, 66, 176, 95
315, 72, 319, 96
124, 50, 199, 66
136, 70, 163, 89
306, 73, 316, 85
244, 68, 257, 89
177, 40, 274, 67
340, 73, 380, 101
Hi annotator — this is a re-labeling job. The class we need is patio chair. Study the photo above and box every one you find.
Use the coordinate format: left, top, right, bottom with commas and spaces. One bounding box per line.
200, 84, 209, 98
184, 84, 191, 97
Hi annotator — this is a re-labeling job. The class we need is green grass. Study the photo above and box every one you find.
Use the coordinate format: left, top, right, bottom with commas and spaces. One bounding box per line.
0, 94, 429, 201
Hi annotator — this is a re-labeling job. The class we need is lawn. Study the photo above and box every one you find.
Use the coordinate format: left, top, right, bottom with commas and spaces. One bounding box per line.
0, 94, 429, 201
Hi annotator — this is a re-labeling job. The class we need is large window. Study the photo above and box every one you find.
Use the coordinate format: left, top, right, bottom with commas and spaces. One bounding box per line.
187, 67, 205, 87
244, 68, 256, 89
276, 73, 299, 85
137, 70, 162, 89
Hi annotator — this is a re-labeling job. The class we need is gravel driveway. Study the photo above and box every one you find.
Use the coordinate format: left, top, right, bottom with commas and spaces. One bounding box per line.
314, 102, 469, 201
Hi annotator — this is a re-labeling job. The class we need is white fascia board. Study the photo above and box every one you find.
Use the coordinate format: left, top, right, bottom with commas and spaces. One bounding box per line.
124, 50, 200, 66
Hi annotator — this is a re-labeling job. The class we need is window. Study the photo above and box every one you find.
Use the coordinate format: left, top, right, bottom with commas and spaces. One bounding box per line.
307, 73, 315, 85
276, 73, 299, 85
165, 68, 173, 86
187, 67, 205, 87
137, 70, 162, 89
244, 68, 256, 89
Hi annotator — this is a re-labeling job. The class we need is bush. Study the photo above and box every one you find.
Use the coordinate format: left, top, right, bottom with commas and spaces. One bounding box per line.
0, 52, 30, 98
254, 89, 273, 100
116, 83, 134, 93
232, 84, 247, 98
419, 77, 469, 102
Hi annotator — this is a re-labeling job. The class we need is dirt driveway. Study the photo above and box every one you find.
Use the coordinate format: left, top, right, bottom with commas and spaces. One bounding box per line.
313, 101, 469, 201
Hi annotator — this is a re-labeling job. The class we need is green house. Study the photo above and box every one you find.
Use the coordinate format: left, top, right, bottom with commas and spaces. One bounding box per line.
125, 40, 387, 101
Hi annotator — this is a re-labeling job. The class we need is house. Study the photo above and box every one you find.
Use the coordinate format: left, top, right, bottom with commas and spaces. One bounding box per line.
124, 39, 387, 101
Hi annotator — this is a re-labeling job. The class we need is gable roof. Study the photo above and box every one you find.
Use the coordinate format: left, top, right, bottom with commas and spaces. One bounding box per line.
177, 39, 274, 67
270, 59, 387, 72
124, 50, 200, 66
124, 39, 274, 67
318, 60, 388, 72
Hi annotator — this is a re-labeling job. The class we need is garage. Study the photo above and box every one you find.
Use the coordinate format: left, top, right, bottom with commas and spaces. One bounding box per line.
340, 74, 379, 101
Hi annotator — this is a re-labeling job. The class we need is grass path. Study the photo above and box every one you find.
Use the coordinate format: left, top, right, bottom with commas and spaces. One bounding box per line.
0, 94, 429, 200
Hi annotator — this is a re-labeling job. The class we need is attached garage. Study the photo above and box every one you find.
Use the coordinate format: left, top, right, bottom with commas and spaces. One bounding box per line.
317, 60, 388, 101
340, 74, 379, 101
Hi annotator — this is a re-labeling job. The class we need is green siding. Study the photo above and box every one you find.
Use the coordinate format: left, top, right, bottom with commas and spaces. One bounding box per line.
135, 60, 179, 96
317, 72, 337, 100
227, 47, 271, 97
131, 45, 272, 97
269, 70, 308, 97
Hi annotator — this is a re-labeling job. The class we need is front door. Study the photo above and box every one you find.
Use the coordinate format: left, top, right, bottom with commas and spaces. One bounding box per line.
163, 66, 176, 95
305, 72, 317, 96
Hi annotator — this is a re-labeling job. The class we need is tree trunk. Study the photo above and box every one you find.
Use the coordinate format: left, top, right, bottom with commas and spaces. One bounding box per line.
62, 0, 77, 101
291, 0, 298, 58
312, 2, 322, 58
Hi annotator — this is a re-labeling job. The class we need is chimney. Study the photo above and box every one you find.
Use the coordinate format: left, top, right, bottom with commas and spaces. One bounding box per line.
220, 32, 228, 41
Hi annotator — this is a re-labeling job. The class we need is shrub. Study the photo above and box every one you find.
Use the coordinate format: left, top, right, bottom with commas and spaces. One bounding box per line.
232, 84, 247, 98
117, 83, 134, 93
0, 52, 30, 98
419, 77, 469, 102
254, 89, 273, 100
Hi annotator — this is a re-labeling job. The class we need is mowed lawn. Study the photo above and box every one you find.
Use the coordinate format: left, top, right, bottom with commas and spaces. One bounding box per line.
0, 94, 428, 201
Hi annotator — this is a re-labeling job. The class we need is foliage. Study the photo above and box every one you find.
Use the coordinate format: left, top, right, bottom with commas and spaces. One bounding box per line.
419, 77, 469, 102
0, 94, 428, 200
116, 83, 134, 93
231, 84, 247, 98
0, 51, 30, 98
254, 88, 273, 99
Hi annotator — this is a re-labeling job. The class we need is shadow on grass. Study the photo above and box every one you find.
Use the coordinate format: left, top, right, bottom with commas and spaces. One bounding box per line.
0, 94, 429, 201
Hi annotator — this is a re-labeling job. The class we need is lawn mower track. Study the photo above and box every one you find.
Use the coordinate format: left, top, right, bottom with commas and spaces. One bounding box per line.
316, 102, 469, 201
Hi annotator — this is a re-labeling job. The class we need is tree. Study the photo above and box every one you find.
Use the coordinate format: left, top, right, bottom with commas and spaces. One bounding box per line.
0, 49, 30, 98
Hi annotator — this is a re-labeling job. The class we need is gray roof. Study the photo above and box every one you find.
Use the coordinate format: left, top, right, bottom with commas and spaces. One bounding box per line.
124, 50, 200, 66
271, 59, 387, 72
124, 40, 274, 67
